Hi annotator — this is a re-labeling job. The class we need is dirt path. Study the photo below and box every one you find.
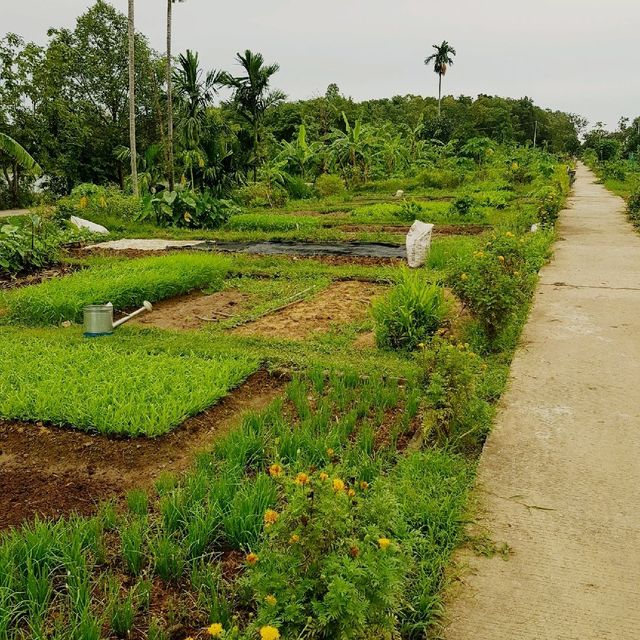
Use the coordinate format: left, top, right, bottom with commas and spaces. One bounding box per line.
0, 209, 28, 219
445, 164, 640, 639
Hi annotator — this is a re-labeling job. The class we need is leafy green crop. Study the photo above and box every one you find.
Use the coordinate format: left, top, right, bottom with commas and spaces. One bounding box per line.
2, 253, 232, 326
0, 336, 257, 435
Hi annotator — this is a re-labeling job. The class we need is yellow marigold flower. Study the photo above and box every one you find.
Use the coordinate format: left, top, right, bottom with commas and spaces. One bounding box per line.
460, 273, 468, 281
99, 196, 107, 208
207, 623, 224, 637
332, 478, 345, 492
294, 472, 309, 485
378, 538, 392, 550
264, 509, 279, 526
417, 342, 425, 349
246, 552, 259, 565
360, 481, 369, 491
260, 626, 280, 640
269, 463, 283, 477
348, 488, 356, 497
511, 162, 519, 170
319, 472, 329, 481
264, 594, 277, 606
326, 448, 334, 457
289, 533, 300, 544
505, 231, 514, 238
498, 255, 505, 262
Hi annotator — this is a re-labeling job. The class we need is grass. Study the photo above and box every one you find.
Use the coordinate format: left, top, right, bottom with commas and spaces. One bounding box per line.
1, 253, 231, 326
0, 334, 258, 435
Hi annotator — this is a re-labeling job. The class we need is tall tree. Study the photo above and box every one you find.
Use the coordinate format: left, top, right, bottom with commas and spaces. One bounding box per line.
222, 50, 285, 181
166, 0, 185, 191
127, 0, 138, 196
424, 41, 456, 116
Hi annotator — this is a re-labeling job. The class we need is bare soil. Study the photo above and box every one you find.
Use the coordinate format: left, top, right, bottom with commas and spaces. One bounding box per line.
0, 263, 79, 291
129, 290, 249, 330
0, 371, 286, 530
232, 280, 386, 340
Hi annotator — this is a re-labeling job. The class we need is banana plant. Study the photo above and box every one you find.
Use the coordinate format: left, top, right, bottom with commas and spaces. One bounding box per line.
277, 124, 320, 179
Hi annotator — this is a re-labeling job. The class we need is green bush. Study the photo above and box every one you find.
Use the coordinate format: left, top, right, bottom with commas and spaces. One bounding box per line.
449, 195, 476, 217
57, 185, 143, 222
535, 185, 563, 227
419, 337, 489, 449
448, 233, 538, 340
0, 218, 63, 275
415, 167, 464, 189
148, 189, 240, 229
314, 174, 346, 198
627, 185, 640, 224
373, 270, 449, 351
235, 182, 288, 208
284, 175, 314, 200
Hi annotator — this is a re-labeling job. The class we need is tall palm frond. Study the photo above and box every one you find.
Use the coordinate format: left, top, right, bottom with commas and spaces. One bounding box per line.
0, 133, 42, 175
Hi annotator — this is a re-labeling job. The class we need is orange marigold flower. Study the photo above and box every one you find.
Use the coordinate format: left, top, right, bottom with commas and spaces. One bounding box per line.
332, 478, 345, 492
359, 481, 369, 491
206, 622, 224, 637
269, 463, 283, 477
264, 594, 277, 606
378, 538, 392, 550
264, 509, 279, 526
289, 534, 300, 544
347, 489, 356, 497
260, 626, 280, 640
246, 552, 259, 565
294, 472, 309, 485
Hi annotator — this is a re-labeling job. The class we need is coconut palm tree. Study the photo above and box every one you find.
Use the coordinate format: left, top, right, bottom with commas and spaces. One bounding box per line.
221, 50, 286, 182
424, 41, 456, 116
166, 0, 185, 191
127, 0, 138, 196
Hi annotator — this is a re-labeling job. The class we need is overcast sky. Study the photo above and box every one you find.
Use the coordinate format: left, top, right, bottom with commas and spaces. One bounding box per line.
4, 0, 638, 130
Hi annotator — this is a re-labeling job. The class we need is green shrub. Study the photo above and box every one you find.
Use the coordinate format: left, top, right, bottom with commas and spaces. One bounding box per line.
235, 182, 288, 208
535, 185, 563, 227
448, 233, 535, 340
314, 174, 346, 198
415, 167, 464, 189
419, 338, 489, 449
449, 195, 476, 216
373, 270, 449, 351
57, 185, 143, 222
285, 175, 314, 199
148, 189, 239, 229
0, 217, 69, 275
627, 185, 640, 224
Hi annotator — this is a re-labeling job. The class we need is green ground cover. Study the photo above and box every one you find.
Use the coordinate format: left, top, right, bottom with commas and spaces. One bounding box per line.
0, 335, 258, 436
1, 253, 231, 326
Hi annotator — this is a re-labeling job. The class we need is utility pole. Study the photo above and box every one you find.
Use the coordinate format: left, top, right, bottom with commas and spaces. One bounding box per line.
533, 120, 538, 149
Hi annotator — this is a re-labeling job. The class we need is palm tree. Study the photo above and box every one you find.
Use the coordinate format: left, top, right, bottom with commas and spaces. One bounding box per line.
0, 133, 42, 208
127, 0, 138, 196
221, 50, 286, 182
173, 50, 222, 150
166, 0, 185, 191
424, 41, 456, 116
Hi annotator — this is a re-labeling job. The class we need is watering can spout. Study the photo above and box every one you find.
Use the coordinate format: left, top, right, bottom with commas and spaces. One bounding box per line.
112, 301, 153, 329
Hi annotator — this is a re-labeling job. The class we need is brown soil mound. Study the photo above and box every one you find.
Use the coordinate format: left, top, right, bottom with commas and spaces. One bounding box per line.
129, 290, 248, 330
233, 281, 386, 341
0, 371, 285, 530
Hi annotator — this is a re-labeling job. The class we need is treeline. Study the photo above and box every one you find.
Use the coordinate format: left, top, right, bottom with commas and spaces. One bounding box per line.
0, 0, 582, 207
582, 118, 640, 161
